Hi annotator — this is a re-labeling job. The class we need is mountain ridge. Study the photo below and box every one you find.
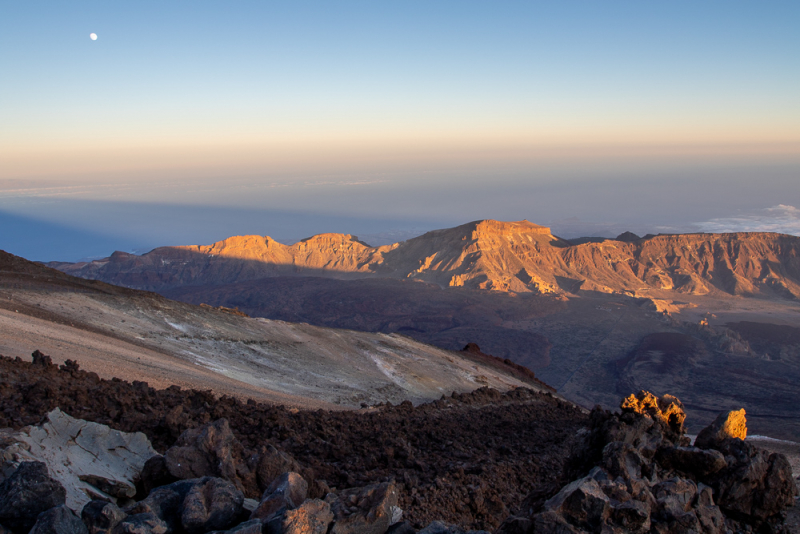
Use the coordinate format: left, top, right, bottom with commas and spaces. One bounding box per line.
53, 219, 800, 299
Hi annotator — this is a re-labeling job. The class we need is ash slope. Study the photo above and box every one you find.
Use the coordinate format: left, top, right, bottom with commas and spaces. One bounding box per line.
0, 250, 542, 408
54, 219, 800, 299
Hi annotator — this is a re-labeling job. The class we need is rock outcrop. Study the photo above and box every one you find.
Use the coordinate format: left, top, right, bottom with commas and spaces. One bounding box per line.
0, 408, 157, 512
694, 409, 747, 450
498, 392, 798, 534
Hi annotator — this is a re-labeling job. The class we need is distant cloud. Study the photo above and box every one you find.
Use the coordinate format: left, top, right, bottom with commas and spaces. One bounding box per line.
695, 205, 800, 235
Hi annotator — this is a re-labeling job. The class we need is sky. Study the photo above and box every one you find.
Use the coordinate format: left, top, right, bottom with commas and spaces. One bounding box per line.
1, 1, 799, 261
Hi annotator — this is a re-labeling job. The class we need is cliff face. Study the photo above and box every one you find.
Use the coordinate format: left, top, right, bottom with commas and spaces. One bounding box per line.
53, 220, 800, 299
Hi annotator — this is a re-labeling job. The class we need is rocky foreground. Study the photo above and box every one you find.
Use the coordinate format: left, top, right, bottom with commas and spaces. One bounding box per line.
1, 353, 799, 534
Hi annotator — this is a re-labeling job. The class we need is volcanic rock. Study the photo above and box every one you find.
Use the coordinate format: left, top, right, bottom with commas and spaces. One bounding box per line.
81, 500, 126, 534
253, 446, 305, 494
264, 499, 333, 534
500, 397, 798, 534
328, 482, 400, 534
29, 505, 88, 534
126, 477, 244, 534
711, 438, 797, 520
0, 408, 156, 511
541, 476, 611, 531
114, 512, 169, 534
164, 419, 255, 496
694, 409, 747, 450
138, 456, 178, 497
417, 521, 490, 534
0, 461, 67, 533
620, 391, 686, 435
250, 472, 308, 522
655, 446, 727, 477
181, 477, 245, 534
209, 519, 263, 534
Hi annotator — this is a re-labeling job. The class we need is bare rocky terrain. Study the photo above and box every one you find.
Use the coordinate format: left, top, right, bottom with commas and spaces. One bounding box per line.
49, 219, 800, 440
0, 353, 587, 531
0, 250, 545, 410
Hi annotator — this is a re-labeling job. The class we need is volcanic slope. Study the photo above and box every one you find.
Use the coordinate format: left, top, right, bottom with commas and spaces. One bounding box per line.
54, 219, 800, 298
0, 250, 543, 408
49, 220, 800, 439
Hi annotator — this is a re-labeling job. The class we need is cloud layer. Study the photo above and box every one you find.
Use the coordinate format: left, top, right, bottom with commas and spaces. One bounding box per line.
695, 205, 800, 236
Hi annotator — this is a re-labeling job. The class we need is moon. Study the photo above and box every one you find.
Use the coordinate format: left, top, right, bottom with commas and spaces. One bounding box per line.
90, 33, 97, 40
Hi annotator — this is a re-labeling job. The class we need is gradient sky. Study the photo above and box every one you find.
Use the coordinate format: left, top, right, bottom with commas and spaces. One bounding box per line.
2, 1, 799, 261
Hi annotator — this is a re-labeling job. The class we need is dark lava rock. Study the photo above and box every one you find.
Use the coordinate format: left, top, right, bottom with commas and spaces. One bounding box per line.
81, 500, 126, 534
209, 519, 263, 534
165, 419, 256, 496
655, 446, 727, 477
386, 521, 416, 534
502, 398, 798, 534
711, 438, 797, 521
138, 455, 178, 498
254, 446, 305, 494
126, 477, 243, 534
694, 409, 747, 450
29, 506, 88, 534
181, 477, 245, 534
0, 461, 67, 533
417, 520, 490, 534
328, 482, 399, 534
114, 513, 168, 534
251, 472, 308, 522
264, 499, 333, 534
125, 478, 199, 532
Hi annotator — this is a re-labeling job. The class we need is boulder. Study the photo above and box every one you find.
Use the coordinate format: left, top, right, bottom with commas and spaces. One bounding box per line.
164, 419, 254, 496
181, 477, 245, 534
620, 391, 686, 435
601, 441, 645, 481
655, 446, 727, 477
114, 513, 169, 534
0, 408, 156, 511
81, 500, 126, 534
542, 476, 610, 531
694, 409, 747, 450
328, 482, 400, 534
651, 477, 697, 518
264, 499, 333, 534
611, 500, 650, 534
126, 477, 244, 534
138, 456, 177, 497
712, 439, 797, 520
0, 461, 67, 533
251, 472, 308, 522
29, 505, 88, 534
254, 446, 304, 493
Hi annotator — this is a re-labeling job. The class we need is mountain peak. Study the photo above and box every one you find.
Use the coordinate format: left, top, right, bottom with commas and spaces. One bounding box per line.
472, 219, 552, 236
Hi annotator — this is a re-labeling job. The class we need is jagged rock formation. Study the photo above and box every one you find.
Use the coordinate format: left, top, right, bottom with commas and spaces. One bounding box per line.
53, 219, 800, 298
497, 392, 798, 534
